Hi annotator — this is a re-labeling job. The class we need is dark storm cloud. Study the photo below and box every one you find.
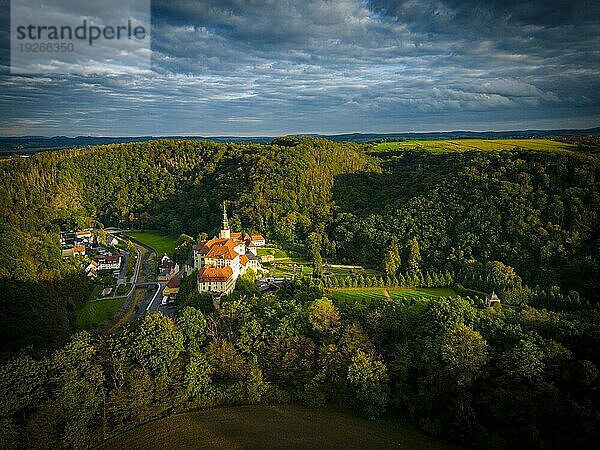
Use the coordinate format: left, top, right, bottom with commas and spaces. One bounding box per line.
0, 0, 598, 135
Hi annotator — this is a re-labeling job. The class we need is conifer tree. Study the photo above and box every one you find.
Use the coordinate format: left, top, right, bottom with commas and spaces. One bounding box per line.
407, 238, 422, 276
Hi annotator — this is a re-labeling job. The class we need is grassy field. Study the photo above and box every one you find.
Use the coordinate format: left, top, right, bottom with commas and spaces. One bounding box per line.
272, 263, 312, 278
73, 297, 126, 329
329, 287, 457, 304
100, 404, 453, 450
329, 289, 389, 304
124, 231, 178, 256
388, 287, 456, 300
371, 138, 577, 154
257, 246, 303, 259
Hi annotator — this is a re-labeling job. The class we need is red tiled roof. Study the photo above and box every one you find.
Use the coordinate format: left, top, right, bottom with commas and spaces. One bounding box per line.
230, 232, 243, 239
240, 254, 249, 266
196, 237, 239, 260
166, 276, 181, 288
198, 265, 233, 283
195, 237, 219, 253
251, 234, 265, 241
206, 245, 237, 260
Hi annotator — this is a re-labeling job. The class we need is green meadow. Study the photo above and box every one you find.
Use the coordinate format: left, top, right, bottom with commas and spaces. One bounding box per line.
371, 138, 577, 154
124, 231, 178, 256
73, 297, 126, 329
329, 287, 457, 304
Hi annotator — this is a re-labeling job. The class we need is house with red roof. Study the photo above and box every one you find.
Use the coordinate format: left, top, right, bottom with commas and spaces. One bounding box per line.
163, 275, 181, 299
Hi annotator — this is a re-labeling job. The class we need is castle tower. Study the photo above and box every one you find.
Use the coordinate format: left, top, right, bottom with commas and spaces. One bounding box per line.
219, 204, 230, 239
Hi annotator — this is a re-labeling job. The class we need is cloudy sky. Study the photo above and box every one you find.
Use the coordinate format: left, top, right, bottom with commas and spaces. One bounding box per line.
0, 0, 599, 136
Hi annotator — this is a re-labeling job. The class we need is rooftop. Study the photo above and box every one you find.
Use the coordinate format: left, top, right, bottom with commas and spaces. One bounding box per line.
198, 265, 234, 283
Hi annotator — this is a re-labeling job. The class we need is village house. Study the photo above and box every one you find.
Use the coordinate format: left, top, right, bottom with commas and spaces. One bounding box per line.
105, 235, 119, 247
61, 245, 86, 258
95, 254, 122, 270
84, 260, 99, 278
194, 205, 264, 296
245, 241, 258, 256
74, 230, 94, 246
162, 275, 181, 299
247, 234, 266, 247
158, 254, 179, 281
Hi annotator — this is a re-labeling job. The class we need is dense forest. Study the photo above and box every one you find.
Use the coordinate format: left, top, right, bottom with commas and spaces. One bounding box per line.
0, 278, 599, 448
0, 137, 599, 448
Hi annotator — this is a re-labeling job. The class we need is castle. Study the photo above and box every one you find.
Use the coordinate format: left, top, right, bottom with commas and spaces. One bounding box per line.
193, 205, 263, 295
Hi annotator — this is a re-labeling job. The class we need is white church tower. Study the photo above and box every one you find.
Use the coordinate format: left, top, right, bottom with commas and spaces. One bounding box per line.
219, 203, 230, 239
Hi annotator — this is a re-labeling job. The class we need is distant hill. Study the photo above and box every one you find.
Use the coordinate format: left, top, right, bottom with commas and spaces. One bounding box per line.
1, 127, 599, 154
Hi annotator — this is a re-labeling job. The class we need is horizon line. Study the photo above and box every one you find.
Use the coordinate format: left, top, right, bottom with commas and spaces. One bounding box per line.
3, 125, 600, 139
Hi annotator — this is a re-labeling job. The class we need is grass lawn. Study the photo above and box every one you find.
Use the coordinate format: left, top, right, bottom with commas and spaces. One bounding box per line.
388, 287, 456, 300
257, 247, 272, 257
73, 297, 126, 329
124, 231, 178, 257
272, 263, 312, 278
100, 404, 453, 450
87, 283, 104, 301
257, 246, 303, 259
274, 257, 311, 265
329, 289, 388, 304
371, 139, 577, 154
329, 287, 457, 304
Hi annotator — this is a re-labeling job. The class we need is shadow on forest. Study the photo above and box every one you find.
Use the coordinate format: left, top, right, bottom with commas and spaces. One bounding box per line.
332, 151, 461, 216
0, 273, 91, 358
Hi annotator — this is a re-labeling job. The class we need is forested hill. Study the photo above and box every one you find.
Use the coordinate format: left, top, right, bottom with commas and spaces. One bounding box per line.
0, 137, 374, 239
0, 137, 599, 353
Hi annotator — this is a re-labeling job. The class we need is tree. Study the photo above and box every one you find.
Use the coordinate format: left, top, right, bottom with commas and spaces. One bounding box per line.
181, 354, 213, 401
484, 260, 519, 292
312, 251, 323, 279
0, 353, 47, 419
347, 350, 389, 418
307, 232, 321, 259
173, 233, 194, 265
132, 313, 184, 379
206, 340, 248, 382
176, 307, 207, 352
383, 237, 401, 277
234, 268, 259, 296
441, 324, 488, 387
407, 237, 422, 276
500, 336, 545, 382
47, 332, 105, 448
309, 298, 341, 336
